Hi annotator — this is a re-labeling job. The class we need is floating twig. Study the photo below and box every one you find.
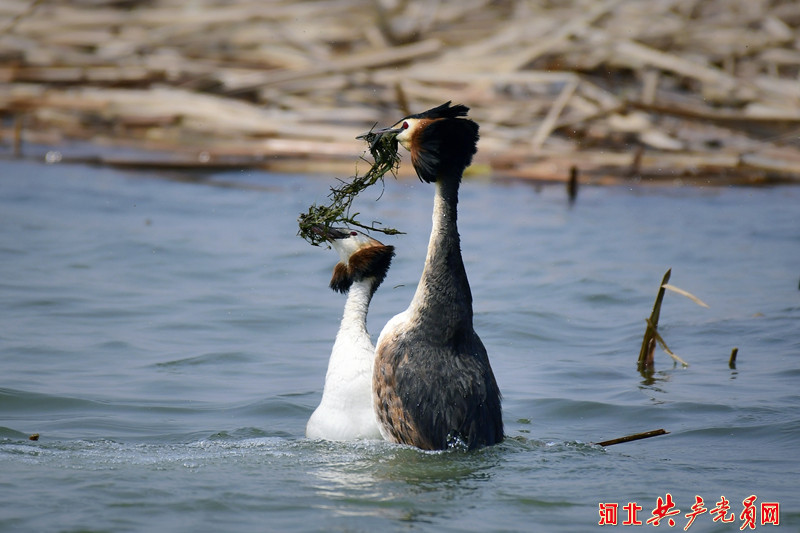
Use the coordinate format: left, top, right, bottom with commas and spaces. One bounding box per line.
596, 428, 669, 447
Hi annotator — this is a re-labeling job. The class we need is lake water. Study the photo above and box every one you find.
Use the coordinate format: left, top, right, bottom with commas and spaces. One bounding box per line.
1, 158, 798, 532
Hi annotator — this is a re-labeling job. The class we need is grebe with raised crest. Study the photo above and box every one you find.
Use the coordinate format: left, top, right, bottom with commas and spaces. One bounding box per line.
367, 102, 503, 450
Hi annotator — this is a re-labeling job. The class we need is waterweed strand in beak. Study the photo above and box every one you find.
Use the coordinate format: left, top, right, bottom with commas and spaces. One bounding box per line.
357, 125, 401, 153
297, 126, 403, 247
310, 224, 349, 242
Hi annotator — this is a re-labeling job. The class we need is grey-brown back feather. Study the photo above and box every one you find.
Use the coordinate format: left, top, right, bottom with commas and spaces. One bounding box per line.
375, 328, 503, 450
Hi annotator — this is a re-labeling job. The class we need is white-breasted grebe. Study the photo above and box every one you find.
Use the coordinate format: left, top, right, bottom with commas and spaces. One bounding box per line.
306, 226, 394, 441
368, 102, 503, 450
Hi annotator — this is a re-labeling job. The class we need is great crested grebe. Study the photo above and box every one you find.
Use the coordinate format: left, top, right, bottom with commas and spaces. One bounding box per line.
306, 226, 394, 441
369, 102, 503, 450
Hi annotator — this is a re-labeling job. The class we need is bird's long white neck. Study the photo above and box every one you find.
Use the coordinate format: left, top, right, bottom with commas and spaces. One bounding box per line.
338, 278, 373, 340
408, 176, 472, 337
307, 274, 381, 441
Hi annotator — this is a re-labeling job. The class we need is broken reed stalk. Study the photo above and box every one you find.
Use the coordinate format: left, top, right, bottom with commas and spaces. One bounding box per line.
661, 283, 709, 308
567, 165, 578, 204
638, 270, 709, 371
645, 317, 690, 367
638, 269, 671, 372
644, 337, 656, 369
596, 428, 669, 447
729, 347, 738, 369
297, 129, 403, 246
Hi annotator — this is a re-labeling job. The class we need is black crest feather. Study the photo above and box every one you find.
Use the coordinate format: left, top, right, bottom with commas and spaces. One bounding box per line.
409, 103, 479, 183
405, 101, 469, 121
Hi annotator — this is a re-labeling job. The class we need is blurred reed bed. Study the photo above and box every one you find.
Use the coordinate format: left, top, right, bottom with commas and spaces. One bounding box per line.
1, 0, 799, 184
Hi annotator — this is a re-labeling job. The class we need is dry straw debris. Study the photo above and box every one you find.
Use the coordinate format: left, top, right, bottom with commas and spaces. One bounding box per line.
1, 0, 799, 184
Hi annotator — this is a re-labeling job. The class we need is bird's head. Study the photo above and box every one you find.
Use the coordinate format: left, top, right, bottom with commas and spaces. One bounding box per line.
363, 102, 479, 184
312, 225, 395, 294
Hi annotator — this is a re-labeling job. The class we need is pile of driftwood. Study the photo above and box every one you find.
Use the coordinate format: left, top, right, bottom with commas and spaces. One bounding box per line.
1, 0, 799, 183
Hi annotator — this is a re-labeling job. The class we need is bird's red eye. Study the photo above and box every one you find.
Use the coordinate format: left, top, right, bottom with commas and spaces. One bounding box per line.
350, 231, 357, 236
401, 121, 409, 129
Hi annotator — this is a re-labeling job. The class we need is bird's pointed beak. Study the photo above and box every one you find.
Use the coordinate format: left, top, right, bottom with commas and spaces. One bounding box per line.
357, 125, 401, 152
311, 224, 348, 242
356, 126, 401, 141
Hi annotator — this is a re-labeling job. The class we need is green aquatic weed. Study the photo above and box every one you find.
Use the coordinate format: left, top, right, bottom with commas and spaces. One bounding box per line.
298, 129, 404, 246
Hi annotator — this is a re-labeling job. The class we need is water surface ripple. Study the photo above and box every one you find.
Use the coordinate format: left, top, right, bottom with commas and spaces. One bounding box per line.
1, 160, 798, 531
